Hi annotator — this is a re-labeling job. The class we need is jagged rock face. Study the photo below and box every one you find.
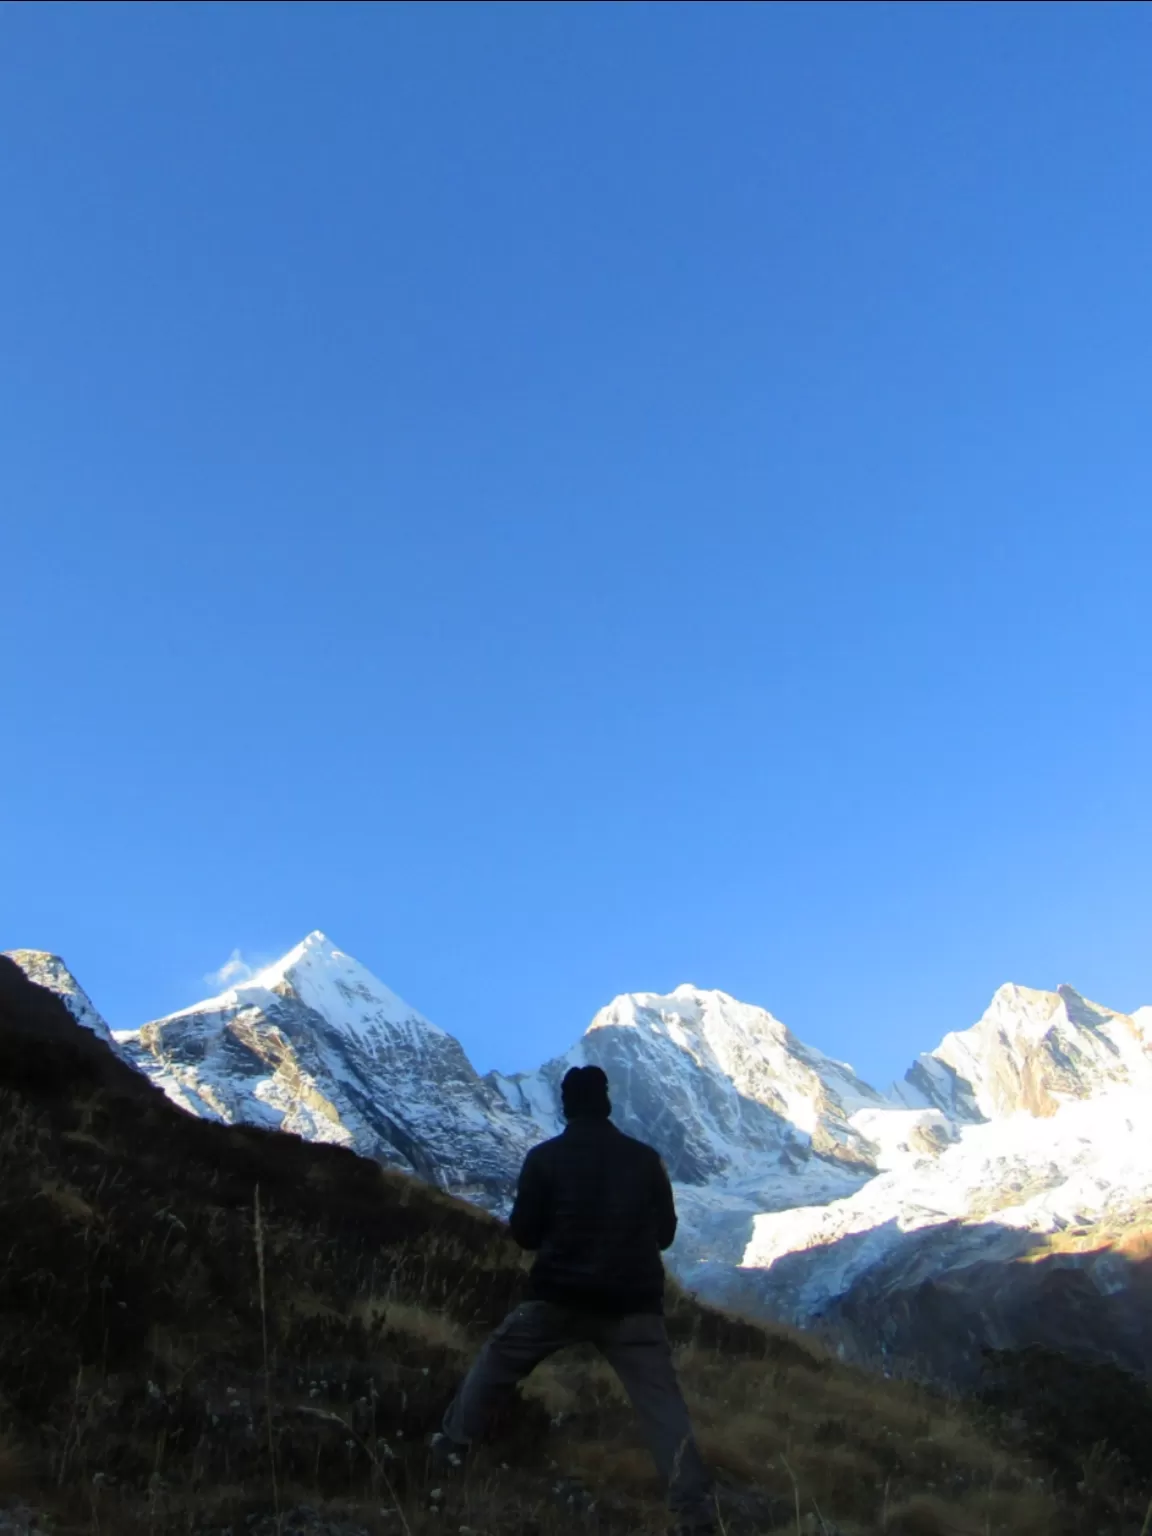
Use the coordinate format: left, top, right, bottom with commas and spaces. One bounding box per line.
490, 985, 888, 1184
2, 951, 117, 1048
898, 983, 1152, 1122
114, 934, 536, 1208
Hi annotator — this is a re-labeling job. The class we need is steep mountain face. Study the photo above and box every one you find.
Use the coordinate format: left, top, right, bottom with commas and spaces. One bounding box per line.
897, 982, 1152, 1122
2, 950, 118, 1048
721, 984, 1152, 1379
491, 984, 888, 1180
488, 985, 886, 1268
113, 933, 535, 1207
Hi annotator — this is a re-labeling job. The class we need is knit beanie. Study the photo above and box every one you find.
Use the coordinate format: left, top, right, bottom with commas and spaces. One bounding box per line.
560, 1064, 611, 1120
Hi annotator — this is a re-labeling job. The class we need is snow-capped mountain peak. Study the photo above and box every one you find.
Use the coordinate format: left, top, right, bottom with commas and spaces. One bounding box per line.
899, 981, 1152, 1123
583, 984, 885, 1128
105, 934, 532, 1206
493, 983, 887, 1197
211, 930, 444, 1045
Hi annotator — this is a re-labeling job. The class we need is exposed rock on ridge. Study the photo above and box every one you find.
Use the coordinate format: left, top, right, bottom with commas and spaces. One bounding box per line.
490, 983, 888, 1183
2, 950, 117, 1048
897, 982, 1152, 1122
113, 932, 535, 1208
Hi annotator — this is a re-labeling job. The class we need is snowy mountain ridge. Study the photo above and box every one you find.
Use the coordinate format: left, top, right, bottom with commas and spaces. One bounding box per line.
718, 981, 1152, 1376
491, 983, 888, 1178
896, 981, 1152, 1122
488, 981, 887, 1272
177, 931, 448, 1043
10, 932, 1152, 1375
111, 931, 535, 1208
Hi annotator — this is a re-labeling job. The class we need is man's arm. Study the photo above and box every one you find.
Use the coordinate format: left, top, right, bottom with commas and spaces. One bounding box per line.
509, 1147, 550, 1250
654, 1154, 677, 1251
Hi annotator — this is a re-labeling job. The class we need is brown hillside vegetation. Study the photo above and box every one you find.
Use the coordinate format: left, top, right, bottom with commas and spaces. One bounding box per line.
0, 956, 1097, 1533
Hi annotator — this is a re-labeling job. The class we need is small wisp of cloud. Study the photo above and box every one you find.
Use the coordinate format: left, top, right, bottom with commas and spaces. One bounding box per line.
205, 948, 258, 990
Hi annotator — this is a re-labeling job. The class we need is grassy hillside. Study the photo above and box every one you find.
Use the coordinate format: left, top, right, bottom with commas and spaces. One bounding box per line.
0, 956, 1104, 1533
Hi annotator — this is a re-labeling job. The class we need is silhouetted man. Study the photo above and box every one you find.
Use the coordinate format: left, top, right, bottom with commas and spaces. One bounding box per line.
433, 1065, 714, 1532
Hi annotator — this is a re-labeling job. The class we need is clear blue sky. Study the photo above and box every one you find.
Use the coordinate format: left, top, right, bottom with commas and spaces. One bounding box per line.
3, 1, 1151, 1088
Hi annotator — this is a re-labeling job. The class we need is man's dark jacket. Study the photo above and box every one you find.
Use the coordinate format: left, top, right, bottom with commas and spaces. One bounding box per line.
508, 1116, 677, 1315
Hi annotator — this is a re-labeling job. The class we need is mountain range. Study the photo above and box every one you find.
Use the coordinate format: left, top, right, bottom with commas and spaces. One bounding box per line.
9, 931, 1152, 1382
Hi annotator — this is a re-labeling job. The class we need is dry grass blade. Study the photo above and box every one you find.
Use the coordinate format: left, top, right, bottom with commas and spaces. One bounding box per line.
255, 1184, 281, 1536
781, 1452, 802, 1535
292, 1404, 413, 1536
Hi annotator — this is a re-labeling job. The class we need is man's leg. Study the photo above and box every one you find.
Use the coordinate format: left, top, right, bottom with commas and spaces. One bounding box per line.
598, 1314, 714, 1531
441, 1300, 577, 1446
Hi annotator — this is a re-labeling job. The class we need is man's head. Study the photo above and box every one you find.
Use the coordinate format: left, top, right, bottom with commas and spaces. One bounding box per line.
560, 1064, 611, 1121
